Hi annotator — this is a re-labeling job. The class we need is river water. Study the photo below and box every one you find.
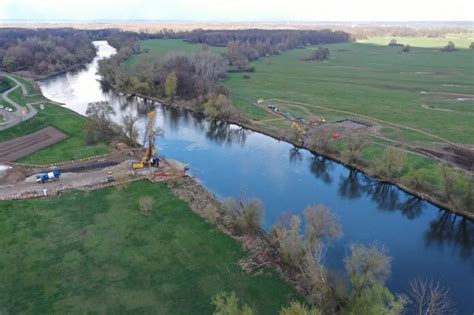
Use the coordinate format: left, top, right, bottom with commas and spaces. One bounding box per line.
39, 41, 474, 313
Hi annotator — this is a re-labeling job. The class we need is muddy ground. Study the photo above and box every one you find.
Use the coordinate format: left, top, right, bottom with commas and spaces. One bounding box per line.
416, 145, 474, 171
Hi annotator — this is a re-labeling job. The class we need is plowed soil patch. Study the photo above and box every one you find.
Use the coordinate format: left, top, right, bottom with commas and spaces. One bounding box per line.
0, 127, 67, 161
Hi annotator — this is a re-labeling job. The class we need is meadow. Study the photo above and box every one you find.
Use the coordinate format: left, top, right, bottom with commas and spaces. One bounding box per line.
0, 181, 296, 314
131, 38, 474, 145
0, 103, 110, 164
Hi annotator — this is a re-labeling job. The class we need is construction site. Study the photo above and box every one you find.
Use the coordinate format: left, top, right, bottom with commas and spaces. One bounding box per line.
0, 111, 188, 201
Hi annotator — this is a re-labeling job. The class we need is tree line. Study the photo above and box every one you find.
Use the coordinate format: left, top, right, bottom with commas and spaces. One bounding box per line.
0, 28, 97, 75
0, 27, 186, 76
185, 29, 351, 71
98, 45, 237, 120
193, 192, 455, 314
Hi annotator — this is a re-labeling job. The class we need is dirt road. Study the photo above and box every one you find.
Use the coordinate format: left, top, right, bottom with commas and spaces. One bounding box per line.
0, 159, 186, 199
0, 72, 39, 130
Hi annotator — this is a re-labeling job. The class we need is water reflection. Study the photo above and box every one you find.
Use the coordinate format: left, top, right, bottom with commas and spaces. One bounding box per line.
309, 155, 334, 184
425, 211, 474, 263
289, 147, 303, 163
205, 121, 249, 146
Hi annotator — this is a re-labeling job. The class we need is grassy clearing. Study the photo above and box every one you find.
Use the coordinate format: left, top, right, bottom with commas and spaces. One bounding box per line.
0, 103, 110, 164
7, 86, 47, 107
224, 42, 474, 144
0, 181, 296, 314
360, 34, 474, 48
127, 39, 226, 67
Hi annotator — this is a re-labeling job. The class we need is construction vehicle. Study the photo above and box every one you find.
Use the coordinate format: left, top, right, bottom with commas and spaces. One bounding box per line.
291, 121, 306, 135
132, 111, 160, 169
106, 171, 114, 182
36, 171, 60, 183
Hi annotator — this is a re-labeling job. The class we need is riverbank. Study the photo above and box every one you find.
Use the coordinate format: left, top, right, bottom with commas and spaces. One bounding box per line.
122, 90, 473, 220
13, 62, 90, 81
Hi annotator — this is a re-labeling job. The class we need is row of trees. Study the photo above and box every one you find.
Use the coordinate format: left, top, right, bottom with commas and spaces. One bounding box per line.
307, 129, 473, 213
98, 47, 238, 120
0, 27, 186, 76
202, 195, 454, 314
185, 29, 351, 72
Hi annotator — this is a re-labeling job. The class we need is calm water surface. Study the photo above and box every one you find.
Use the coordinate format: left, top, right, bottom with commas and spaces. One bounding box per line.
39, 41, 474, 313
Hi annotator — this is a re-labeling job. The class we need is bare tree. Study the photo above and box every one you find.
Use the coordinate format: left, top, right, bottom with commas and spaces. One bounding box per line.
342, 133, 368, 164
121, 113, 139, 142
222, 197, 264, 235
310, 127, 334, 154
304, 205, 342, 249
344, 242, 392, 292
139, 196, 153, 216
440, 163, 456, 202
86, 101, 116, 127
279, 301, 321, 315
377, 147, 407, 178
408, 278, 455, 315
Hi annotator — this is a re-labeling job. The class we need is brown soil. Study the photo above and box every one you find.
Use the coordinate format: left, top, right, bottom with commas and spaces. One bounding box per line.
0, 127, 68, 162
416, 145, 474, 171
330, 119, 372, 130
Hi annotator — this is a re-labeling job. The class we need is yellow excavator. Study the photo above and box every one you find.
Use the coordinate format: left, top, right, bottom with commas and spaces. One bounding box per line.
132, 111, 160, 169
291, 121, 305, 135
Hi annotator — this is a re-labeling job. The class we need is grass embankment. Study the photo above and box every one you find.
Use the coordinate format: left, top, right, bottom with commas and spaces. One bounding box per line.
1, 74, 48, 108
0, 181, 296, 314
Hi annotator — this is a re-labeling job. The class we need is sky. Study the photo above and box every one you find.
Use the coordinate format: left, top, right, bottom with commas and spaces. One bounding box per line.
0, 0, 473, 22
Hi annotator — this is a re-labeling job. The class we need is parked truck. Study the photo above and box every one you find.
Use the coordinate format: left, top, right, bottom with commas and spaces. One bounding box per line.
36, 171, 61, 183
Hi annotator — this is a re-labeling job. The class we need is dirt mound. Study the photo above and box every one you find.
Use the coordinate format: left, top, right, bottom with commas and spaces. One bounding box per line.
331, 119, 371, 130
0, 127, 67, 162
417, 146, 474, 170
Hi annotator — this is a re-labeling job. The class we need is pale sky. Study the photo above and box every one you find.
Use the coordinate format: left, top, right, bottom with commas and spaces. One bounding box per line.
0, 0, 473, 22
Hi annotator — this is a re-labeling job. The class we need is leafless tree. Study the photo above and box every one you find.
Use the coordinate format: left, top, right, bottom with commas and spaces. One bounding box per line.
408, 278, 455, 315
342, 133, 368, 164
138, 196, 153, 216
344, 242, 392, 292
121, 113, 139, 142
304, 205, 342, 249
222, 197, 264, 235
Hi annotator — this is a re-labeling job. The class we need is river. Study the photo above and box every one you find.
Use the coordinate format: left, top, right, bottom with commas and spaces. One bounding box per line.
39, 41, 474, 313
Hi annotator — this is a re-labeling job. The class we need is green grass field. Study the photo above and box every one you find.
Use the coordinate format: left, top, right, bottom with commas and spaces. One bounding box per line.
360, 34, 474, 48
224, 42, 474, 145
127, 39, 226, 67
128, 38, 474, 145
0, 181, 297, 314
0, 103, 110, 164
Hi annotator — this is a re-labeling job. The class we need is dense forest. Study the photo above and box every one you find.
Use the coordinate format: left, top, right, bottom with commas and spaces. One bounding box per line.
0, 28, 181, 76
0, 28, 97, 76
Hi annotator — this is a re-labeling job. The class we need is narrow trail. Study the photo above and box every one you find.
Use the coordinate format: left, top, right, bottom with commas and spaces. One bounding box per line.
0, 72, 39, 130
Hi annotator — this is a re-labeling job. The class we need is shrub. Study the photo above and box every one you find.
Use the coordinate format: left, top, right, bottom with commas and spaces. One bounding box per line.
222, 198, 264, 235
138, 196, 153, 216
212, 292, 255, 315
279, 301, 321, 315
